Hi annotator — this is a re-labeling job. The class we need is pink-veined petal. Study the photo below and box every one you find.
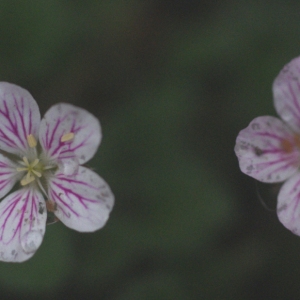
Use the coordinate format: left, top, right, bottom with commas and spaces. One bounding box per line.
0, 154, 20, 199
39, 103, 101, 164
48, 166, 114, 232
0, 82, 40, 156
273, 56, 300, 131
235, 116, 300, 183
277, 172, 300, 235
0, 187, 46, 262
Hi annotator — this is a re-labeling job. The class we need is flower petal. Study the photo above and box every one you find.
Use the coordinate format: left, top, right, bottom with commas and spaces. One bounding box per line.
0, 82, 40, 156
273, 56, 300, 131
235, 116, 300, 182
277, 172, 300, 235
39, 103, 101, 164
0, 153, 20, 199
48, 166, 114, 232
0, 188, 46, 262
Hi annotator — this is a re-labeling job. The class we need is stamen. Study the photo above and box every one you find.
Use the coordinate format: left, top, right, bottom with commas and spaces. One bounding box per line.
43, 165, 56, 170
32, 170, 42, 178
31, 159, 40, 168
21, 175, 35, 186
17, 157, 42, 184
36, 179, 48, 197
27, 134, 37, 148
16, 167, 27, 172
23, 157, 29, 166
26, 172, 31, 181
61, 132, 74, 142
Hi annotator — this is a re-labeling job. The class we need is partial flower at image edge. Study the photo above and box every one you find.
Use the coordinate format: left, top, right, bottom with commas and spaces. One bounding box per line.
235, 56, 300, 236
0, 82, 114, 262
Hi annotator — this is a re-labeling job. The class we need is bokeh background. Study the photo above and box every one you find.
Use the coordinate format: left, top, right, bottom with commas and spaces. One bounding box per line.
1, 0, 300, 299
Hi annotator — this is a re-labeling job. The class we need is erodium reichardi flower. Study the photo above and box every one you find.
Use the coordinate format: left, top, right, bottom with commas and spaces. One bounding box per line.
235, 56, 300, 236
0, 82, 114, 262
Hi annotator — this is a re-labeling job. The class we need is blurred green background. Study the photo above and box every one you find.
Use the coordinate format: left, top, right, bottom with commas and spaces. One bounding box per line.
1, 0, 300, 299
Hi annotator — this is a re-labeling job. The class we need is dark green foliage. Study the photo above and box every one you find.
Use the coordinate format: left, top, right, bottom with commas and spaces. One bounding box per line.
1, 0, 300, 299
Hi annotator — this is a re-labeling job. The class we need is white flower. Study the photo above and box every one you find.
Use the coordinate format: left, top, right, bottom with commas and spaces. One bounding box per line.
0, 82, 114, 262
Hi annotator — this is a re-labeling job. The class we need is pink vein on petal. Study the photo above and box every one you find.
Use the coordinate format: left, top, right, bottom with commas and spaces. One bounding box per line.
0, 83, 40, 155
15, 96, 28, 147
49, 188, 80, 217
39, 103, 101, 164
47, 166, 114, 232
0, 190, 36, 244
0, 188, 46, 262
50, 178, 99, 213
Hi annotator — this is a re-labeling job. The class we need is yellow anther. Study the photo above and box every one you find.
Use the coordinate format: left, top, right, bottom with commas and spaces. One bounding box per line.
17, 157, 42, 185
31, 159, 40, 168
23, 156, 29, 166
27, 134, 37, 148
25, 172, 31, 181
21, 175, 35, 186
32, 170, 42, 178
61, 132, 74, 142
16, 167, 27, 172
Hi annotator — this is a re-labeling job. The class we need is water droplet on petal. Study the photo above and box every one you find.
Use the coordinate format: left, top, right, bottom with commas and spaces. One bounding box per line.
280, 106, 293, 123
59, 157, 79, 175
21, 230, 43, 254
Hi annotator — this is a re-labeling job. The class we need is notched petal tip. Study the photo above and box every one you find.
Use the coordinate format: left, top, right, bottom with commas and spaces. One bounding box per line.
48, 166, 114, 232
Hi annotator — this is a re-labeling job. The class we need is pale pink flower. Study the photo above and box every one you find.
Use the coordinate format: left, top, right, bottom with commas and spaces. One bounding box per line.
0, 82, 114, 262
234, 56, 300, 235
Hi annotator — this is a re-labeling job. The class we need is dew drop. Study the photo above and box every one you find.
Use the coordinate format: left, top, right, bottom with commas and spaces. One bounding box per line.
21, 230, 43, 254
280, 107, 293, 122
60, 158, 79, 176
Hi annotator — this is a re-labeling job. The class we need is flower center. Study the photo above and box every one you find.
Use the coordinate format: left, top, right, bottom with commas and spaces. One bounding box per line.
17, 157, 42, 186
15, 134, 43, 186
281, 135, 300, 153
16, 132, 75, 187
